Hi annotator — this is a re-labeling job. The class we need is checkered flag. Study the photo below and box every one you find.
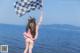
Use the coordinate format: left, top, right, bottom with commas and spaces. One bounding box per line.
14, 0, 42, 17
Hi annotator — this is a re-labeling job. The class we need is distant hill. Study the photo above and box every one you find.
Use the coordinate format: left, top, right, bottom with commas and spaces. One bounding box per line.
0, 24, 80, 31
41, 24, 80, 31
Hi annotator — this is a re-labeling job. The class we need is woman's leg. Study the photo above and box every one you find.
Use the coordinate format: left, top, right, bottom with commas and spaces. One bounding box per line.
24, 39, 29, 53
28, 41, 34, 53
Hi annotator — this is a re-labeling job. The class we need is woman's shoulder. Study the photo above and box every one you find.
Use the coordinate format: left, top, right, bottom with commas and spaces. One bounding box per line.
36, 25, 39, 29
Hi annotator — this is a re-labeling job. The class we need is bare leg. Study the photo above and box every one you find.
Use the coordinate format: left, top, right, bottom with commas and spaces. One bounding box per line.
29, 41, 34, 53
24, 39, 29, 53
29, 48, 32, 53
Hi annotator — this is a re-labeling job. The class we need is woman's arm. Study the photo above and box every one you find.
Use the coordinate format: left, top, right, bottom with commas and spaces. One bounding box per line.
34, 25, 39, 40
34, 11, 43, 40
37, 11, 43, 27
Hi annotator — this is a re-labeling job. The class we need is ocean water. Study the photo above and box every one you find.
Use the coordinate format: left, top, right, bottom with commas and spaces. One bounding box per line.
0, 24, 80, 53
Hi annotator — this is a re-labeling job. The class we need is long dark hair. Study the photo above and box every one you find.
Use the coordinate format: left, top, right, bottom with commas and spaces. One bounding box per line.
26, 16, 36, 38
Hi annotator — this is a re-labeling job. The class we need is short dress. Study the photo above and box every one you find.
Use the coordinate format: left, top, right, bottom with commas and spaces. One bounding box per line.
24, 31, 34, 39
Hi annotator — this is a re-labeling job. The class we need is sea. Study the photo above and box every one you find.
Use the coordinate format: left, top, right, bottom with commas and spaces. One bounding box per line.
0, 24, 80, 53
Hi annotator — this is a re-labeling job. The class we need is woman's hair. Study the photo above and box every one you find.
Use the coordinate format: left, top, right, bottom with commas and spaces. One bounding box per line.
26, 16, 36, 38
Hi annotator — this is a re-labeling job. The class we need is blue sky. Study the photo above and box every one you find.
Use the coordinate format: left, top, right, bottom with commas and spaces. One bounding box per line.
0, 0, 80, 26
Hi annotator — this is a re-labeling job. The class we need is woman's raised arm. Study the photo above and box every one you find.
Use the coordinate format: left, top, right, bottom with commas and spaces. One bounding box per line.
34, 10, 43, 40
37, 11, 43, 27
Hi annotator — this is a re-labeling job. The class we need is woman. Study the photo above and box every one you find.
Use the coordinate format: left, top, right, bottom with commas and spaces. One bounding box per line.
23, 12, 43, 53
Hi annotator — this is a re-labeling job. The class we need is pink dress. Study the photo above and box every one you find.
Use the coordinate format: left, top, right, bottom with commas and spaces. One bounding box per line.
23, 31, 34, 41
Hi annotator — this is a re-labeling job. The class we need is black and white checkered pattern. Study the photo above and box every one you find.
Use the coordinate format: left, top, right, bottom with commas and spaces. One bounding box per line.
14, 0, 42, 17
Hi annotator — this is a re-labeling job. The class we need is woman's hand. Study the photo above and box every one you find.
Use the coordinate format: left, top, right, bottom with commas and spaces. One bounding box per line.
23, 32, 27, 35
33, 38, 36, 42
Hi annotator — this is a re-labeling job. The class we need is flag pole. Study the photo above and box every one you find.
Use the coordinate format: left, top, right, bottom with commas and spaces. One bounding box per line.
41, 0, 44, 17
40, 0, 44, 25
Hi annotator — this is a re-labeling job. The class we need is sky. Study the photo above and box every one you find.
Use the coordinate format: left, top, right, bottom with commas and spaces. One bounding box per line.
0, 0, 80, 26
